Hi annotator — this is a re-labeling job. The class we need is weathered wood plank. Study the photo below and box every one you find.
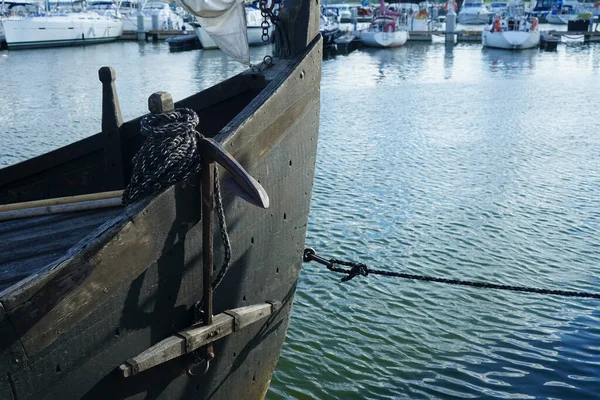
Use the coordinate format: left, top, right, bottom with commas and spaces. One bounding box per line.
1, 374, 15, 400
0, 153, 107, 205
2, 182, 201, 355
0, 198, 122, 222
0, 136, 104, 188
0, 191, 122, 213
278, 0, 321, 57
0, 208, 124, 293
0, 303, 28, 377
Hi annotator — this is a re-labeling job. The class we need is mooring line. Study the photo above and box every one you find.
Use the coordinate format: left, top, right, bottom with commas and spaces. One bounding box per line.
303, 248, 600, 299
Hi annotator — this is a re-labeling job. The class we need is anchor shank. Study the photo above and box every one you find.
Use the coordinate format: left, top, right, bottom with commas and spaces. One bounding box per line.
202, 159, 215, 358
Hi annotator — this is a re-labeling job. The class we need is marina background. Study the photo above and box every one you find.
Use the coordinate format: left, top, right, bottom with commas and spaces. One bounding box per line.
2, 39, 600, 399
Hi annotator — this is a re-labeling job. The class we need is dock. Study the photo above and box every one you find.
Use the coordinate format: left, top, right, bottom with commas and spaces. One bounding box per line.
119, 30, 186, 42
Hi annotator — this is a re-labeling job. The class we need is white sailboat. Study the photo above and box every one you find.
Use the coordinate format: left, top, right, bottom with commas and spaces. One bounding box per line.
458, 0, 492, 24
2, 0, 123, 49
482, 13, 540, 49
1, 1, 43, 44
359, 0, 409, 48
121, 1, 183, 32
388, 2, 434, 41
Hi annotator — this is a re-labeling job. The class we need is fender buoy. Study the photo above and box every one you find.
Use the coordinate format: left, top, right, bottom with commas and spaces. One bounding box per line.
531, 17, 538, 31
384, 22, 395, 33
493, 18, 502, 32
444, 1, 458, 12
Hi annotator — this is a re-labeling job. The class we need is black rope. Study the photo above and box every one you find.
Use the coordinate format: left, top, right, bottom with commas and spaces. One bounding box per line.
212, 166, 232, 291
122, 109, 201, 204
303, 248, 600, 299
123, 108, 232, 291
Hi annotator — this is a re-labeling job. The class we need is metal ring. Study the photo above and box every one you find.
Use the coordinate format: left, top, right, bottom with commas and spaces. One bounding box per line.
262, 55, 273, 67
187, 359, 210, 377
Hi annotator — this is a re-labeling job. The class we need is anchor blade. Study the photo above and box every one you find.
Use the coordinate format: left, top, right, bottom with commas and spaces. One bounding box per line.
198, 137, 270, 209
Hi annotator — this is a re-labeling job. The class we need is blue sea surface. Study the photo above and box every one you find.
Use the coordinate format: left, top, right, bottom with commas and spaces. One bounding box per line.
1, 39, 600, 399
268, 43, 600, 399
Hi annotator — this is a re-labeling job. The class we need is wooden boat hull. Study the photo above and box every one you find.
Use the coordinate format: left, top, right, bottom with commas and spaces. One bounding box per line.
0, 34, 322, 400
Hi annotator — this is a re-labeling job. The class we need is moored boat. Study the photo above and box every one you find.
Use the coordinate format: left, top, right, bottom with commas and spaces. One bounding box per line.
530, 0, 553, 21
546, 0, 579, 24
389, 1, 433, 41
121, 1, 184, 32
2, 10, 123, 49
482, 13, 540, 49
323, 3, 352, 22
0, 0, 322, 399
320, 11, 341, 46
458, 0, 492, 24
1, 2, 44, 46
359, 0, 409, 48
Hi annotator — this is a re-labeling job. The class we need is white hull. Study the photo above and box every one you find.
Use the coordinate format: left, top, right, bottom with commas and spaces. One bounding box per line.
360, 29, 408, 47
397, 17, 429, 32
482, 30, 540, 49
3, 14, 123, 49
546, 13, 578, 24
458, 11, 492, 24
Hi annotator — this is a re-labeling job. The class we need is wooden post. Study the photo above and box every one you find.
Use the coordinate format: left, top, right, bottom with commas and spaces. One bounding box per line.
98, 66, 125, 191
277, 0, 320, 57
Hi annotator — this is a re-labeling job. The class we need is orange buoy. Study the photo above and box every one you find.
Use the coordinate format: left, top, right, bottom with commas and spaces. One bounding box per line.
444, 1, 458, 12
531, 17, 538, 31
493, 18, 502, 32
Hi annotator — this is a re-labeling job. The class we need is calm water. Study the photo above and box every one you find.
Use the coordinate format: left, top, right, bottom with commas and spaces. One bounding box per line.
2, 40, 600, 399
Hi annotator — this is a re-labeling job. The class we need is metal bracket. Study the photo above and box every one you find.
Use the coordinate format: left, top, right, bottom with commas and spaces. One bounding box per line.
223, 310, 242, 332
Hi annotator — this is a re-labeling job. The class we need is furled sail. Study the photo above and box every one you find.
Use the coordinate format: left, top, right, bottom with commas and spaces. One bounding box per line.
178, 0, 250, 64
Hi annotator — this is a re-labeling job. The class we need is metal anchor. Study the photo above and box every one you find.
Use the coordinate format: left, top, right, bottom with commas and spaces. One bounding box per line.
149, 92, 269, 377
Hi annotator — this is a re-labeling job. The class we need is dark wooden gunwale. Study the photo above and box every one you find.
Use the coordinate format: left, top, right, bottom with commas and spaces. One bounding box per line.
0, 34, 323, 399
0, 73, 266, 206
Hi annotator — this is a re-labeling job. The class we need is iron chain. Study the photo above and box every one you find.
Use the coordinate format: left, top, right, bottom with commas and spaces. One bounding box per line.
259, 0, 273, 43
304, 248, 600, 299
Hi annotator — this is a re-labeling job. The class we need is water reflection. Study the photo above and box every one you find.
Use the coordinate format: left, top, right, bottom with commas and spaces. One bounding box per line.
444, 43, 455, 80
483, 47, 537, 74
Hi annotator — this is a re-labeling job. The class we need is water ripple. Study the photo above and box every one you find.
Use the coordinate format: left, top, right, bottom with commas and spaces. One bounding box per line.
270, 43, 600, 399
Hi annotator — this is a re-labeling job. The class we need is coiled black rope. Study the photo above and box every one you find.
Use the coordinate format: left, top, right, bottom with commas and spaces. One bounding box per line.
123, 109, 201, 204
304, 248, 600, 299
122, 108, 231, 288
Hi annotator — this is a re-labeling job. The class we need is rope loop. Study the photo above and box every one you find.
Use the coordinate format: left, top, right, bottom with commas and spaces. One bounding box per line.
341, 263, 369, 282
123, 108, 201, 204
140, 108, 199, 138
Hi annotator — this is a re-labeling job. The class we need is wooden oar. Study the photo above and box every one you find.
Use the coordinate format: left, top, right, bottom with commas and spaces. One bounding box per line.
0, 191, 124, 222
